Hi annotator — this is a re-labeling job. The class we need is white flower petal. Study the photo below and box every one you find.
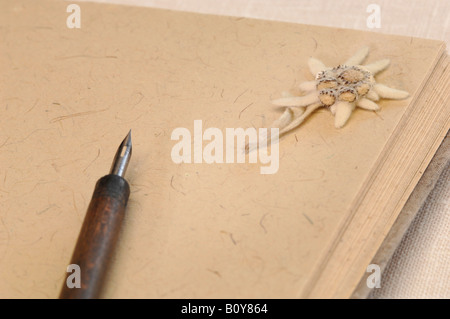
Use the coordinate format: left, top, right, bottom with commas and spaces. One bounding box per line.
279, 103, 322, 134
308, 57, 327, 76
292, 106, 306, 117
298, 81, 317, 92
363, 59, 390, 74
356, 98, 380, 111
365, 90, 380, 101
271, 92, 319, 107
281, 91, 294, 97
271, 108, 294, 129
329, 103, 337, 115
344, 46, 369, 66
373, 83, 409, 99
334, 101, 355, 128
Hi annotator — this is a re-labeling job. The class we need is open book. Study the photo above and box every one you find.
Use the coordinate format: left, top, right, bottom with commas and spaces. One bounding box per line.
0, 0, 448, 298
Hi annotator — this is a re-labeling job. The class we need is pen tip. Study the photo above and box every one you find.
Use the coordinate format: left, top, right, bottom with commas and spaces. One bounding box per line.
125, 129, 132, 146
110, 130, 133, 177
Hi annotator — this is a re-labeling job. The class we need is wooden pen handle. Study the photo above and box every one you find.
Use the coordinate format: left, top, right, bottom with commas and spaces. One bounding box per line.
59, 174, 130, 299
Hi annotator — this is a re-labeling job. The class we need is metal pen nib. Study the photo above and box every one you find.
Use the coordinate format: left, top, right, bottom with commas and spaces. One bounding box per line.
110, 130, 132, 177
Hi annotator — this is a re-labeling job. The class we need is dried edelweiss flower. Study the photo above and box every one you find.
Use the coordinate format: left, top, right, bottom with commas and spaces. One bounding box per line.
270, 47, 409, 134
318, 88, 337, 106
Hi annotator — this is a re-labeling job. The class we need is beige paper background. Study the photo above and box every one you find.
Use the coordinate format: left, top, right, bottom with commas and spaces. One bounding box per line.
0, 0, 445, 298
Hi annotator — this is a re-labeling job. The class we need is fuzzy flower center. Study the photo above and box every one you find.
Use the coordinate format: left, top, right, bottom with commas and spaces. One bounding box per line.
316, 65, 374, 107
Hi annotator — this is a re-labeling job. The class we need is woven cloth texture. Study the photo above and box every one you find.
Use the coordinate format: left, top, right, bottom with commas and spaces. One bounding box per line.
370, 162, 450, 298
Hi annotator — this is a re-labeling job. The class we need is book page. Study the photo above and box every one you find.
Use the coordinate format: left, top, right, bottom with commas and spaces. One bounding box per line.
0, 0, 444, 297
